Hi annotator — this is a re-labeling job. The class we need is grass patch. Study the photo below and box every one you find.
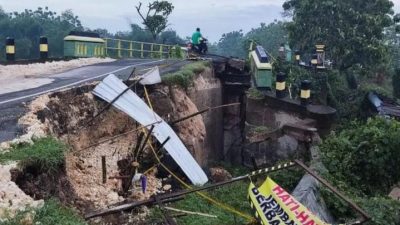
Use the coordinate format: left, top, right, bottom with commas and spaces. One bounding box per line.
2, 199, 87, 225
247, 87, 264, 99
162, 61, 209, 89
155, 181, 252, 225
0, 137, 67, 172
148, 163, 303, 225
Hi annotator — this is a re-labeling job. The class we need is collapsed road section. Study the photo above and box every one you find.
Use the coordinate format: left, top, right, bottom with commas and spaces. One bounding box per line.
0, 57, 368, 225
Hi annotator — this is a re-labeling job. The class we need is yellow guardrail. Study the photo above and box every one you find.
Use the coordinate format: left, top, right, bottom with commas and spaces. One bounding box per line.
104, 38, 181, 59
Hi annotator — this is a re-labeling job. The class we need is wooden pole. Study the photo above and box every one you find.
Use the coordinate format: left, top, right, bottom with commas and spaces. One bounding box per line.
102, 156, 107, 184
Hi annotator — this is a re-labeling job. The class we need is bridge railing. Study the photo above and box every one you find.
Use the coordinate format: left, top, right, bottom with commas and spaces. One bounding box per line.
104, 38, 181, 59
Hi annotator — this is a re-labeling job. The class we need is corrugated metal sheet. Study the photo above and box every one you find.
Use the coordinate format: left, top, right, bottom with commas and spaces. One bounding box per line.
93, 74, 208, 185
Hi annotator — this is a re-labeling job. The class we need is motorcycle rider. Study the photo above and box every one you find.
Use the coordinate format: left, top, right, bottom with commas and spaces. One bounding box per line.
191, 27, 205, 53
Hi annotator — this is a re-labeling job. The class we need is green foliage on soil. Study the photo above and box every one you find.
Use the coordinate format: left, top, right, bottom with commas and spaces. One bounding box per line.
247, 87, 264, 99
320, 117, 400, 224
148, 163, 303, 225
170, 45, 184, 59
321, 117, 400, 195
0, 137, 67, 172
162, 61, 209, 89
250, 126, 270, 134
393, 68, 400, 98
2, 199, 87, 225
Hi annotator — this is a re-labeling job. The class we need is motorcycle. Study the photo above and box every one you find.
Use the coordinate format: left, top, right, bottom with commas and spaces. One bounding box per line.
188, 37, 208, 55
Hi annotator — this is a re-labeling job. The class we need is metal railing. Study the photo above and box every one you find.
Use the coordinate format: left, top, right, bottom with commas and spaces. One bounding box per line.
104, 38, 181, 59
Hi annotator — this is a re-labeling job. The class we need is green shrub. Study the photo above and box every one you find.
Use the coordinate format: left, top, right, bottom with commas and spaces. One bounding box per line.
162, 62, 208, 89
320, 117, 400, 195
247, 87, 264, 99
0, 137, 67, 172
172, 45, 183, 58
393, 68, 400, 98
2, 199, 87, 225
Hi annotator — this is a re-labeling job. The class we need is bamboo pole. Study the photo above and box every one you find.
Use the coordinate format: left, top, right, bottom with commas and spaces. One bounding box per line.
164, 207, 217, 218
102, 156, 107, 184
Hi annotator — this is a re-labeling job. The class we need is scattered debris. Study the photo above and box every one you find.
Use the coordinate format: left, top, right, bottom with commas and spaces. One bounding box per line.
209, 167, 232, 183
93, 74, 208, 185
389, 186, 400, 201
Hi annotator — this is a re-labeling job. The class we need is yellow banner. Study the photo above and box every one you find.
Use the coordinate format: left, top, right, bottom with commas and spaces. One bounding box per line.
248, 177, 329, 225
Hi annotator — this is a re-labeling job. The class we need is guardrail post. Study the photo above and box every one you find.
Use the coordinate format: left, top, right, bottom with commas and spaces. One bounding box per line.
39, 36, 48, 59
276, 72, 286, 98
104, 39, 108, 57
5, 37, 15, 62
159, 45, 163, 59
300, 80, 311, 106
118, 40, 122, 58
150, 44, 154, 58
141, 43, 144, 58
129, 41, 133, 58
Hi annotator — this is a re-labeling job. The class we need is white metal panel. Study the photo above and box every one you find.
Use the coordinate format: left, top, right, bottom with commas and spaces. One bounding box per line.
139, 66, 161, 85
93, 74, 208, 185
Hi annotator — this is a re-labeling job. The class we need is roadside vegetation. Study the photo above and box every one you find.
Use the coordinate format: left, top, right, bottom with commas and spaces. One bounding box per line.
148, 163, 303, 225
2, 199, 87, 225
162, 61, 209, 89
0, 137, 67, 172
0, 138, 87, 224
320, 117, 400, 224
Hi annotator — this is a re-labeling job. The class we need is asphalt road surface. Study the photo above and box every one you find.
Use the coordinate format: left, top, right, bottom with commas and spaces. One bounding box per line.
0, 58, 188, 142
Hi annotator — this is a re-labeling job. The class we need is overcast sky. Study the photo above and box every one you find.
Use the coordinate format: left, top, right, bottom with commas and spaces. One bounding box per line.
1, 0, 399, 42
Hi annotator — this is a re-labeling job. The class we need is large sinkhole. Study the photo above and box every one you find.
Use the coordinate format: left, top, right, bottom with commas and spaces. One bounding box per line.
14, 65, 227, 224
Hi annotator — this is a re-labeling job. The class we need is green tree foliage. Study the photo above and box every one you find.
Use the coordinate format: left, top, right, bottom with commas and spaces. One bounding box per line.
283, 0, 396, 72
215, 22, 288, 59
135, 1, 174, 41
393, 68, 400, 98
216, 30, 247, 58
0, 7, 83, 60
114, 24, 184, 45
320, 117, 400, 195
318, 117, 400, 224
157, 29, 185, 45
385, 23, 400, 69
246, 21, 288, 57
